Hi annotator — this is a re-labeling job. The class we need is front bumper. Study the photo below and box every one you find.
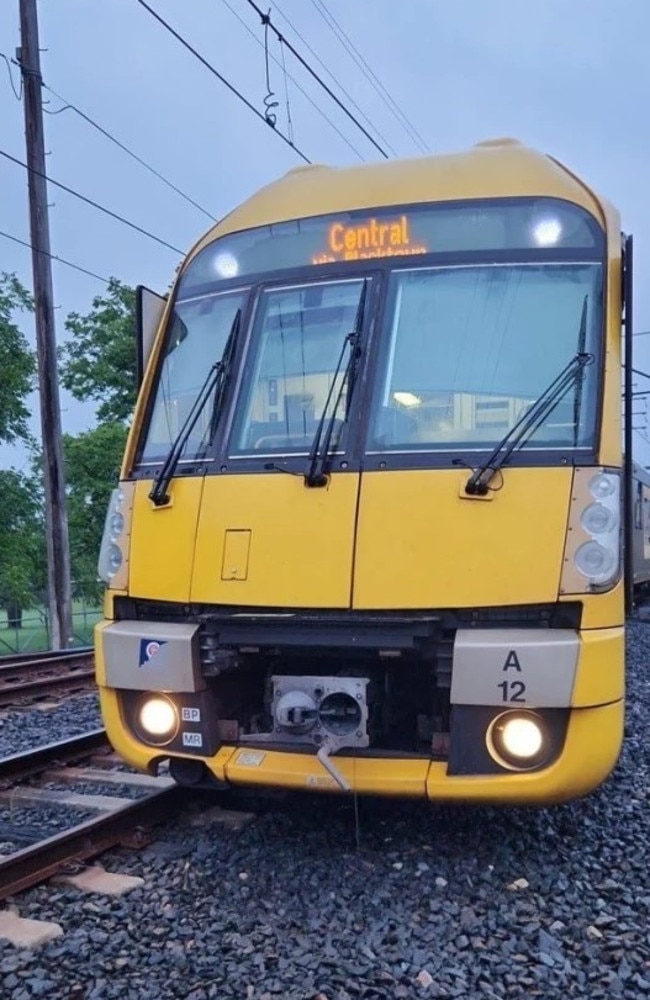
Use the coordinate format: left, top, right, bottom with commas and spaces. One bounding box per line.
97, 686, 623, 803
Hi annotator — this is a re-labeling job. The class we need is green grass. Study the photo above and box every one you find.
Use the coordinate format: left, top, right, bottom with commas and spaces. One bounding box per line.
0, 599, 103, 654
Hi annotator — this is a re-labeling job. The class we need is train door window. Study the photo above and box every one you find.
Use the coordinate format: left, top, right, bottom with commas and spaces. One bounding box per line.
229, 279, 366, 454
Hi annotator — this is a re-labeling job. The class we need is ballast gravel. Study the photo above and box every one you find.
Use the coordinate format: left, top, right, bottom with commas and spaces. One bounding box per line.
1, 624, 649, 998
0, 693, 102, 758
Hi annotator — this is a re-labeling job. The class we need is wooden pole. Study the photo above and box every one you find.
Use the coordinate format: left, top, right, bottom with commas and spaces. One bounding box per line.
18, 0, 72, 649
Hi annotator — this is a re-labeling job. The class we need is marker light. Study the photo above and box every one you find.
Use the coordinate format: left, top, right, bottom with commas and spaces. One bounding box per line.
213, 252, 239, 279
532, 218, 562, 246
138, 696, 178, 742
489, 712, 548, 769
393, 391, 422, 408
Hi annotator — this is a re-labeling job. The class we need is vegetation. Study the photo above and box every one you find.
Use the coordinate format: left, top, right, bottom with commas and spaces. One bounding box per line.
0, 273, 136, 647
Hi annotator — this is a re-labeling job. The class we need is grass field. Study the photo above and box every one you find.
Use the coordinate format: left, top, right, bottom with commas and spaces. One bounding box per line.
0, 599, 103, 654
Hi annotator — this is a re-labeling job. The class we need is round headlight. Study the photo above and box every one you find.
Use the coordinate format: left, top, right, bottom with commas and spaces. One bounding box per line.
488, 711, 550, 770
574, 540, 615, 580
138, 696, 178, 744
589, 472, 618, 500
580, 503, 616, 535
109, 512, 125, 539
107, 543, 123, 575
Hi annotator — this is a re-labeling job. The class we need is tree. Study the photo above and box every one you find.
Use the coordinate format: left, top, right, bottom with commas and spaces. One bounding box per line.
63, 422, 128, 602
0, 469, 45, 628
59, 278, 137, 424
0, 273, 36, 444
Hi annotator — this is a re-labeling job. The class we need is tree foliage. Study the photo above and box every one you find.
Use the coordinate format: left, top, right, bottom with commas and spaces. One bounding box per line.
0, 273, 36, 444
0, 469, 45, 615
64, 422, 128, 601
59, 278, 137, 424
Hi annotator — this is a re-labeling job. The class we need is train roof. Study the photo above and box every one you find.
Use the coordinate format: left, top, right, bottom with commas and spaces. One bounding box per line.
189, 138, 614, 262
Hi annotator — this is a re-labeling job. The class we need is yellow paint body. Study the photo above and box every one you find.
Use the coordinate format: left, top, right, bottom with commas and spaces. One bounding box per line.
96, 138, 626, 804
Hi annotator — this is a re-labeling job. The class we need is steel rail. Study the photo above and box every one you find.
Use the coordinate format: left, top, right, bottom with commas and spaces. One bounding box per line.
0, 785, 186, 899
0, 729, 110, 784
0, 728, 186, 899
0, 647, 92, 670
0, 649, 95, 706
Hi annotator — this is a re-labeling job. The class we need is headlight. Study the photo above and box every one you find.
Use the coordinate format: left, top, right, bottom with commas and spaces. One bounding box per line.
561, 468, 621, 593
137, 695, 178, 745
580, 503, 616, 535
97, 483, 134, 588
574, 540, 616, 581
487, 711, 550, 770
589, 472, 618, 500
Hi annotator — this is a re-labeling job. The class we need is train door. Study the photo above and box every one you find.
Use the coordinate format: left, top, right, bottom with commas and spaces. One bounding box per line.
189, 276, 372, 608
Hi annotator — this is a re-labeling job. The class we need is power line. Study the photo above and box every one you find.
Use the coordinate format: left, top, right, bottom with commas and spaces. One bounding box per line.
270, 1, 398, 157
0, 148, 184, 254
0, 51, 22, 100
219, 0, 365, 161
134, 0, 310, 165
242, 0, 389, 159
42, 84, 217, 222
0, 229, 110, 283
308, 0, 429, 154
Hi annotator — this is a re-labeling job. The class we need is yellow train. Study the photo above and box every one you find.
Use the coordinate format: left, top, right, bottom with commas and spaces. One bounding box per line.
95, 138, 635, 804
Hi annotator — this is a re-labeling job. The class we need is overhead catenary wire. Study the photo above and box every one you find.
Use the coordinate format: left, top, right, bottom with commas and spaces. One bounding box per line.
42, 84, 217, 222
269, 0, 398, 157
308, 0, 430, 154
0, 229, 110, 283
219, 0, 365, 160
0, 148, 184, 254
134, 0, 311, 164
242, 0, 389, 159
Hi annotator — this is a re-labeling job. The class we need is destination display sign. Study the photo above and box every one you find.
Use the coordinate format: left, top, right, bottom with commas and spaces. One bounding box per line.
311, 215, 428, 264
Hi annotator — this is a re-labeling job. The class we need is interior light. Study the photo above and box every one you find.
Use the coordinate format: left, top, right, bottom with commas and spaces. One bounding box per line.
532, 218, 562, 246
393, 391, 422, 408
214, 252, 239, 279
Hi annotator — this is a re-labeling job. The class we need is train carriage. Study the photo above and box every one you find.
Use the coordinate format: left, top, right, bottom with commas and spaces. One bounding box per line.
95, 138, 634, 803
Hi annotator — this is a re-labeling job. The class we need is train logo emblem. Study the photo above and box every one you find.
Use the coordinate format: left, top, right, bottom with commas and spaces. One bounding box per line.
139, 638, 167, 667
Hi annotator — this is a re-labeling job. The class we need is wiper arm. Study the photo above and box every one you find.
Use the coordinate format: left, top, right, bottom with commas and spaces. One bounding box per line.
465, 349, 594, 496
149, 308, 241, 507
304, 280, 367, 488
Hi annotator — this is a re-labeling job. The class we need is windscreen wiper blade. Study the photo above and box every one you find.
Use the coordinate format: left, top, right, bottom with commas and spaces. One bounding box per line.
304, 280, 367, 488
149, 308, 241, 507
465, 348, 594, 496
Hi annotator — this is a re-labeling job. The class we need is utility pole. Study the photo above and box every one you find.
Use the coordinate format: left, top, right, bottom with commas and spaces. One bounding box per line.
18, 0, 72, 649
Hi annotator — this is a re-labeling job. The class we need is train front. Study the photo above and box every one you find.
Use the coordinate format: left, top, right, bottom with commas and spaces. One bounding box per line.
95, 145, 625, 803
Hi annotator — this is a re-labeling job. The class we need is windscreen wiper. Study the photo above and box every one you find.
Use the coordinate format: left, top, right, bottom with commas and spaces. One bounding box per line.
149, 308, 241, 507
464, 348, 594, 496
304, 280, 367, 488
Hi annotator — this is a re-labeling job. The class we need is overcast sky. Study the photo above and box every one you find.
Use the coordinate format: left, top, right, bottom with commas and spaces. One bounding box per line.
1, 0, 649, 469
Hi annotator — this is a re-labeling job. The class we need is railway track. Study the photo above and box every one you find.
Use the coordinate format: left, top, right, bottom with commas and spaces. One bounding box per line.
0, 646, 96, 706
0, 729, 185, 900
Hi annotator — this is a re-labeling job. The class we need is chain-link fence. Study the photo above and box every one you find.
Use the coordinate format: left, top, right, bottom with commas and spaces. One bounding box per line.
0, 586, 103, 654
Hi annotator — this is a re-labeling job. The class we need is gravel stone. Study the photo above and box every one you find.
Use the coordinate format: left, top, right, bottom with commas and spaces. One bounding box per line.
0, 693, 102, 758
